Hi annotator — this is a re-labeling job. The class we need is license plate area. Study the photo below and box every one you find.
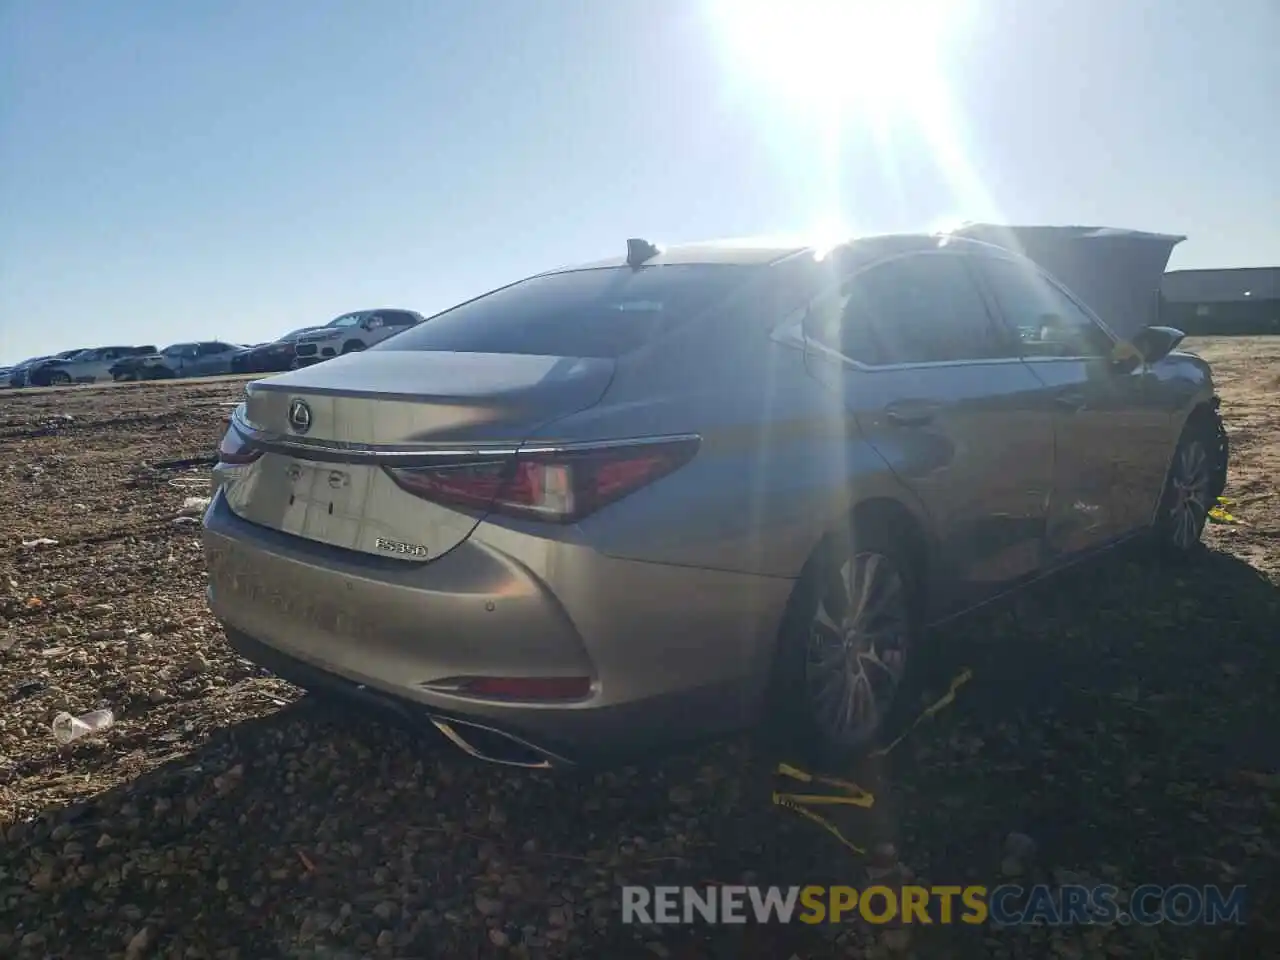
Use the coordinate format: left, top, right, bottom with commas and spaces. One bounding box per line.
280, 461, 365, 550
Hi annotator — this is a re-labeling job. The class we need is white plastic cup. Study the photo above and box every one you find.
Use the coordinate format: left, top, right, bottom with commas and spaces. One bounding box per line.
51, 709, 115, 745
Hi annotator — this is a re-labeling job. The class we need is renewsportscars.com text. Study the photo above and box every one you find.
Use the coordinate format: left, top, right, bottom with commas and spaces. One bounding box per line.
621, 884, 1247, 927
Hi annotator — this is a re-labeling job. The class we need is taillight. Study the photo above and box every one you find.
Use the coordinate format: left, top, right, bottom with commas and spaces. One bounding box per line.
217, 417, 262, 466
386, 436, 700, 523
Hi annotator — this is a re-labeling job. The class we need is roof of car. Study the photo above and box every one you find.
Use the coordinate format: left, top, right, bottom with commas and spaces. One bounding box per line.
550, 233, 967, 273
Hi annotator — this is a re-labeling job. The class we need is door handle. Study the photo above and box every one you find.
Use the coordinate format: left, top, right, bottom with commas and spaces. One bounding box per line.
884, 403, 937, 427
1054, 390, 1087, 412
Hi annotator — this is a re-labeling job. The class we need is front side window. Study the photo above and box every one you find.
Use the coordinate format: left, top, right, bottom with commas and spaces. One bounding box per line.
328, 312, 367, 328
977, 257, 1114, 359
816, 253, 1013, 365
376, 265, 752, 359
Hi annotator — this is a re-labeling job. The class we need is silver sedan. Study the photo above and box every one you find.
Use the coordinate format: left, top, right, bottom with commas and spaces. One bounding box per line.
203, 228, 1229, 768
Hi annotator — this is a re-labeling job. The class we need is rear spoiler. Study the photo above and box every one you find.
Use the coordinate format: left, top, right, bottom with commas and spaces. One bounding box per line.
950, 223, 1186, 341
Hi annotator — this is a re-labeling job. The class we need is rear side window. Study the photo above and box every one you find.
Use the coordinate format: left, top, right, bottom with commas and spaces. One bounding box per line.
376, 265, 751, 358
833, 253, 1013, 365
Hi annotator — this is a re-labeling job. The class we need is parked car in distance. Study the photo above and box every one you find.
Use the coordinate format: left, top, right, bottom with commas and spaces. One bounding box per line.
292, 309, 425, 367
204, 231, 1227, 770
28, 345, 157, 386
123, 341, 246, 380
230, 327, 325, 374
8, 349, 88, 388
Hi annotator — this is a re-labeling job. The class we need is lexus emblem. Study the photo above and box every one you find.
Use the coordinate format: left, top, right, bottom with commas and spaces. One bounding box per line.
287, 398, 312, 434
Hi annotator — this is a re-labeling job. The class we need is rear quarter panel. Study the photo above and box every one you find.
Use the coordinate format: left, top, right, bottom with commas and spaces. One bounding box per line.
517, 304, 928, 581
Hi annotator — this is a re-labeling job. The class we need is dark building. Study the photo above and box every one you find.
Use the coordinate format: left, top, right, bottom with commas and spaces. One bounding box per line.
1161, 267, 1280, 335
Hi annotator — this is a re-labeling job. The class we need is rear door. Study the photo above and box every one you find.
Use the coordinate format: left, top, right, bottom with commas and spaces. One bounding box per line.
972, 254, 1172, 551
804, 250, 1056, 607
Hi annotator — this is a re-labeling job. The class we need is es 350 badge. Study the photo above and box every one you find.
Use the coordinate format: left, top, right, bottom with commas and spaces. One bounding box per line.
375, 537, 430, 559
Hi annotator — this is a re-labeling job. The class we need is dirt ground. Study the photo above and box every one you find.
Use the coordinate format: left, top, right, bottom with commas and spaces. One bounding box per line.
1, 339, 1277, 959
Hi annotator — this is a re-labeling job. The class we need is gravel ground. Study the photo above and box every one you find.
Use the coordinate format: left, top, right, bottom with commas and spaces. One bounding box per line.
1, 339, 1278, 959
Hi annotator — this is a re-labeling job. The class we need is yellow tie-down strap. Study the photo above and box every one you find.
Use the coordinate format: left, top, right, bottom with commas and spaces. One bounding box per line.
1209, 496, 1242, 525
772, 668, 973, 855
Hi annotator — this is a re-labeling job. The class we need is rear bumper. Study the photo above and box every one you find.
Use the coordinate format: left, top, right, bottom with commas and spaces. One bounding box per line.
202, 491, 792, 764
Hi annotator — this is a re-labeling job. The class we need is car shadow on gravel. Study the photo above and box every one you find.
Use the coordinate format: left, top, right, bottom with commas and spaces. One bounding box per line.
3, 546, 1278, 959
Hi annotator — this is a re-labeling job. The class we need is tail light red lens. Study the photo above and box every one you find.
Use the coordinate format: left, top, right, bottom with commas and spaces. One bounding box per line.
386, 436, 700, 523
217, 419, 262, 465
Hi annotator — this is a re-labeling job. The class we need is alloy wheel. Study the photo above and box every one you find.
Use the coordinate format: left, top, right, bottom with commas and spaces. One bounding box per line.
804, 551, 909, 747
1168, 439, 1211, 549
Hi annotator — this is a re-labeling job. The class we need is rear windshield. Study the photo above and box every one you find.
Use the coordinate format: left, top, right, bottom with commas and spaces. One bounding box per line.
375, 265, 751, 358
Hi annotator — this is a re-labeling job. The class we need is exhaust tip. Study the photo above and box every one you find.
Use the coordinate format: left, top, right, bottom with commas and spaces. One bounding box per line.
429, 716, 566, 770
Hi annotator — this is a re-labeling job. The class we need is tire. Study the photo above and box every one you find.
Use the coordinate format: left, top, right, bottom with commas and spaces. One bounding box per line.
769, 517, 922, 763
1152, 412, 1220, 558
46, 370, 72, 386
341, 340, 365, 354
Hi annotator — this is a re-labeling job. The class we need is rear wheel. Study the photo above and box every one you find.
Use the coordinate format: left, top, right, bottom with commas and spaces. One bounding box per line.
771, 521, 919, 761
47, 370, 72, 386
1152, 415, 1219, 557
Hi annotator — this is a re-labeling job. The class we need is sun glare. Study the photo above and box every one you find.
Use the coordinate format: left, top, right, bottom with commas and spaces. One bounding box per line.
704, 0, 1001, 237
706, 0, 967, 116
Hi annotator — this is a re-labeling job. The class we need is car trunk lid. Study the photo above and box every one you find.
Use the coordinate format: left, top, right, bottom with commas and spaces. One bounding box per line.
222, 350, 615, 560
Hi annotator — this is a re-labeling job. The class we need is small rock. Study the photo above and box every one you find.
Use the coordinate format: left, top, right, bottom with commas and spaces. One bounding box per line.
125, 926, 153, 958
53, 625, 73, 639
881, 927, 911, 953
667, 785, 694, 805
373, 901, 396, 921
1000, 856, 1025, 877
375, 930, 394, 949
149, 687, 168, 704
871, 841, 898, 867
1004, 831, 1037, 860
475, 893, 503, 917
185, 653, 210, 676
21, 931, 46, 949
51, 583, 73, 597
88, 603, 114, 617
488, 928, 510, 948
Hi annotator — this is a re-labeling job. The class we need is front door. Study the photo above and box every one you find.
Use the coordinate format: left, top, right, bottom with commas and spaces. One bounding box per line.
973, 255, 1172, 553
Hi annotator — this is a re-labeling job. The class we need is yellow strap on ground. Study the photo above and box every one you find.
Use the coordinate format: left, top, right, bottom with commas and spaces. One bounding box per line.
870, 667, 973, 758
772, 790, 875, 809
776, 763, 872, 799
773, 667, 973, 855
773, 795, 867, 855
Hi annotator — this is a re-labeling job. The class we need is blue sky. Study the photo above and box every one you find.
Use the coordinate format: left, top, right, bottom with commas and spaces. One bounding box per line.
2, 0, 1277, 364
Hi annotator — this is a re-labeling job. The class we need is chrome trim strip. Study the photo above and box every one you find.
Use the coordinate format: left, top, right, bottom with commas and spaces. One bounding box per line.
234, 401, 701, 466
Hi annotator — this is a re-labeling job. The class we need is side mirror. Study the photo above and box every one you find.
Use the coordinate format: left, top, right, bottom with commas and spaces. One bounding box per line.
1114, 325, 1185, 371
